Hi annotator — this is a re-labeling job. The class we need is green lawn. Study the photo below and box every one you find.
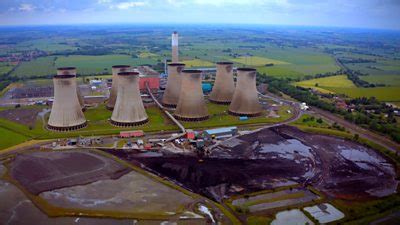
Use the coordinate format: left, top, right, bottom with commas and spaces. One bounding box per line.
182, 103, 292, 129
0, 127, 30, 150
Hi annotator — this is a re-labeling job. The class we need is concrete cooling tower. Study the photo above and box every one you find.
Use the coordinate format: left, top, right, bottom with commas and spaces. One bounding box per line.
172, 31, 179, 63
106, 65, 131, 110
228, 68, 262, 116
110, 71, 148, 127
56, 67, 84, 107
162, 63, 185, 108
174, 70, 209, 121
47, 72, 87, 131
209, 62, 235, 104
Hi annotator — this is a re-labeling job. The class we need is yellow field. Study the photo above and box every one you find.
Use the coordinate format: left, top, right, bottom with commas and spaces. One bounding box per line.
294, 75, 355, 93
139, 52, 158, 58
181, 59, 214, 67
232, 56, 289, 67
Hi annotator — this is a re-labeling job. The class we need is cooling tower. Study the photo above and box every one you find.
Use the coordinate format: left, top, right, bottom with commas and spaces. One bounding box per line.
47, 73, 87, 131
56, 67, 84, 107
172, 31, 179, 63
162, 63, 185, 108
106, 65, 131, 110
229, 68, 262, 116
209, 62, 235, 104
110, 71, 148, 127
174, 70, 209, 121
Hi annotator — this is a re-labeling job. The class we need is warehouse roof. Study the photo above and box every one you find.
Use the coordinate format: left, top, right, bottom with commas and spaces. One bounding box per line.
205, 126, 237, 135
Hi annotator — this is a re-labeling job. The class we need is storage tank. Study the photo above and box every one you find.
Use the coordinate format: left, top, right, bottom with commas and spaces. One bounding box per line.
162, 63, 185, 108
174, 70, 209, 121
56, 67, 84, 107
110, 71, 148, 126
172, 31, 179, 63
47, 71, 87, 131
229, 68, 262, 116
209, 62, 235, 104
106, 65, 131, 110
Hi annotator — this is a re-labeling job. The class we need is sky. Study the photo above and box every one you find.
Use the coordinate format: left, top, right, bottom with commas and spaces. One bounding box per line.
0, 0, 399, 30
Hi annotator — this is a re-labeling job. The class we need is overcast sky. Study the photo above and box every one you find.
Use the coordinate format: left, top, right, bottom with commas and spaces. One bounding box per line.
0, 0, 399, 29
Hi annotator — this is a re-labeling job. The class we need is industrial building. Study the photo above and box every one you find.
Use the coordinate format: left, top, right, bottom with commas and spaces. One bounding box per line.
202, 126, 238, 140
174, 70, 209, 121
209, 62, 235, 104
47, 68, 87, 131
162, 63, 185, 107
106, 65, 131, 110
110, 71, 148, 127
172, 31, 179, 62
229, 68, 262, 116
56, 67, 84, 107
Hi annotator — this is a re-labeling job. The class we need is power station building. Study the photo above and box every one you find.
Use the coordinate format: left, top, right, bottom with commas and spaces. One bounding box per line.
47, 68, 87, 131
110, 71, 148, 127
162, 63, 185, 107
174, 69, 209, 121
229, 68, 262, 116
172, 31, 179, 63
209, 62, 235, 104
107, 65, 131, 110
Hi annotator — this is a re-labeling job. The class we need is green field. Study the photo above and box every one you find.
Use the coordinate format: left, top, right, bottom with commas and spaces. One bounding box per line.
0, 62, 14, 75
0, 127, 29, 150
0, 102, 293, 150
324, 86, 400, 102
11, 54, 159, 77
181, 59, 214, 67
56, 55, 157, 75
11, 56, 57, 78
231, 56, 289, 67
294, 75, 355, 93
360, 75, 400, 86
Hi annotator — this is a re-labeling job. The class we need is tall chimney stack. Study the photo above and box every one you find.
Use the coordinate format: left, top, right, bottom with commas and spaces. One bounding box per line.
209, 62, 235, 104
110, 71, 148, 127
229, 68, 262, 116
106, 65, 131, 110
47, 68, 87, 131
162, 63, 185, 108
172, 31, 179, 63
174, 70, 209, 121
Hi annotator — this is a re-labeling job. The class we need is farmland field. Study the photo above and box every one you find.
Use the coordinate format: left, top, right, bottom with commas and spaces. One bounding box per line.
56, 55, 158, 75
360, 75, 400, 86
231, 56, 289, 67
323, 86, 400, 102
11, 56, 56, 78
181, 59, 214, 67
294, 75, 355, 93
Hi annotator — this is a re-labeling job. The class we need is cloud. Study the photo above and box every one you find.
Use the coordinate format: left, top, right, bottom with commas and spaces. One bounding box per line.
110, 1, 148, 9
19, 3, 35, 12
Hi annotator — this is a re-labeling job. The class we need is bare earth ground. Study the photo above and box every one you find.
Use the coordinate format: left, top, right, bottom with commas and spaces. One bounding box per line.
39, 170, 195, 214
0, 108, 42, 127
10, 150, 131, 194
